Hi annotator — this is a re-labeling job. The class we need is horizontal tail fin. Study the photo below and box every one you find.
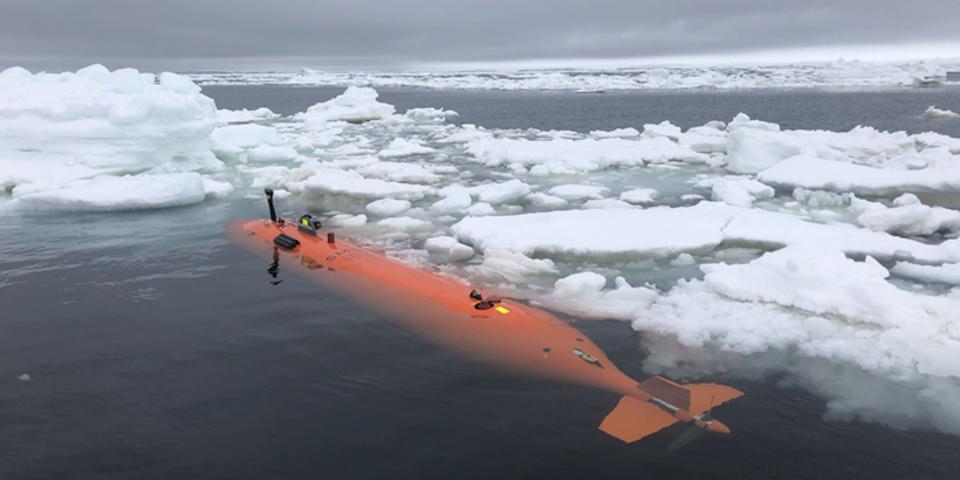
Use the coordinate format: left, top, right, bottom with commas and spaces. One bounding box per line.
599, 396, 678, 443
638, 375, 743, 415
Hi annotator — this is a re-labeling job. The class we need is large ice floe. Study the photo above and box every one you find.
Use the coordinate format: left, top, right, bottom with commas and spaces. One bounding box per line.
0, 65, 227, 211
6, 70, 960, 436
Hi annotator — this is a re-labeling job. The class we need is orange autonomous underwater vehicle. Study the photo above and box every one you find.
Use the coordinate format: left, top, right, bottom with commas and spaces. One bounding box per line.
228, 189, 743, 448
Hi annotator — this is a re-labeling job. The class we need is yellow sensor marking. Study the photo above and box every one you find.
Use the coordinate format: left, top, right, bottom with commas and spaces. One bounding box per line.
495, 305, 510, 314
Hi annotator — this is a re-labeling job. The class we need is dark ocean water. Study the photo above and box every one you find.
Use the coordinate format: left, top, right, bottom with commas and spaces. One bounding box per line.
3, 86, 960, 479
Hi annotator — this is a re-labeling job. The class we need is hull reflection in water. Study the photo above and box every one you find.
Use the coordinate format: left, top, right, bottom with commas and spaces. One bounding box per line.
228, 208, 743, 445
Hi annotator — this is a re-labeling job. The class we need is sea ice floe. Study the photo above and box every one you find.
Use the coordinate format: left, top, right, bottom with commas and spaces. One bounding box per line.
300, 168, 431, 201
892, 261, 960, 286
378, 138, 436, 158
366, 198, 412, 217
296, 86, 395, 127
709, 177, 775, 207
629, 246, 960, 433
547, 184, 609, 201
424, 235, 475, 262
0, 65, 222, 210
924, 105, 959, 120
452, 202, 960, 263
543, 272, 657, 320
758, 155, 960, 196
619, 188, 658, 205
216, 107, 279, 124
465, 136, 707, 175
852, 194, 960, 236
13, 173, 211, 211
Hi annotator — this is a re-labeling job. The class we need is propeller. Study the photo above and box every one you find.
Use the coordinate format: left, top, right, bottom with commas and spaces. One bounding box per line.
667, 395, 716, 453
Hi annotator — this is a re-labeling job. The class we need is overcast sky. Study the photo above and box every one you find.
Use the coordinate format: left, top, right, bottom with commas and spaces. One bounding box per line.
1, 0, 958, 71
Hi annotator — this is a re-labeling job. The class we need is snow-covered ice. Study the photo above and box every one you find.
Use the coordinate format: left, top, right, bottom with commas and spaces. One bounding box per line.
0, 65, 222, 211
758, 155, 960, 196
924, 105, 959, 120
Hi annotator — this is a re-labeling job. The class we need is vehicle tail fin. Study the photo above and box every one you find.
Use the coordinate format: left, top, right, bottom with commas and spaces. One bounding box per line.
637, 375, 743, 416
598, 396, 678, 443
683, 383, 743, 416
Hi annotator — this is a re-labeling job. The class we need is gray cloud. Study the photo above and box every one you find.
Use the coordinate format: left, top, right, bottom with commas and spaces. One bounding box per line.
1, 0, 958, 70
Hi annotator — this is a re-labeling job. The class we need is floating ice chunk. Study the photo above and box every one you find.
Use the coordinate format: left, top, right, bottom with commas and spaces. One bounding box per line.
710, 177, 775, 207
892, 262, 960, 285
356, 160, 441, 184
544, 272, 657, 321
792, 188, 851, 208
526, 192, 569, 209
246, 165, 293, 189
201, 177, 234, 198
852, 194, 960, 236
14, 173, 207, 211
431, 185, 473, 214
378, 138, 436, 158
403, 107, 458, 124
723, 207, 960, 263
435, 125, 493, 144
758, 155, 960, 195
725, 127, 804, 173
635, 245, 960, 379
216, 107, 279, 124
547, 184, 609, 200
452, 203, 736, 258
329, 213, 368, 227
301, 169, 429, 200
641, 121, 682, 140
211, 124, 284, 158
377, 216, 434, 232
466, 136, 706, 174
0, 65, 219, 201
726, 112, 781, 132
247, 145, 298, 163
424, 236, 475, 262
924, 105, 959, 119
453, 202, 960, 263
299, 86, 395, 126
670, 253, 696, 266
583, 198, 635, 209
471, 249, 558, 284
17, 373, 31, 382
470, 179, 531, 205
679, 125, 728, 154
366, 198, 411, 217
589, 127, 640, 138
465, 202, 495, 216
619, 188, 658, 205
702, 247, 915, 328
